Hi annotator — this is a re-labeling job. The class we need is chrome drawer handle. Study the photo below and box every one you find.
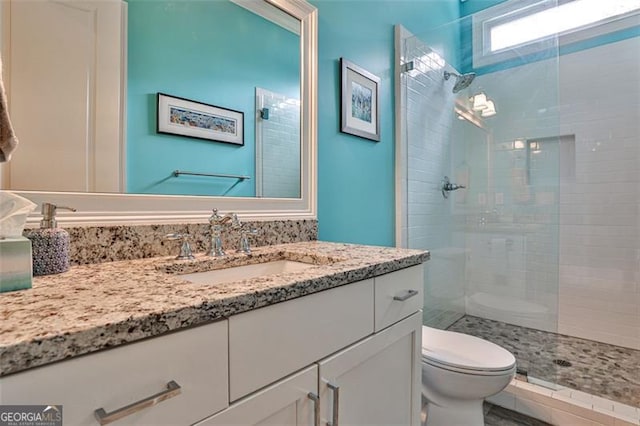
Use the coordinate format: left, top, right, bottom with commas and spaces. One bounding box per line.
393, 289, 419, 302
308, 392, 320, 426
94, 380, 182, 425
327, 382, 340, 426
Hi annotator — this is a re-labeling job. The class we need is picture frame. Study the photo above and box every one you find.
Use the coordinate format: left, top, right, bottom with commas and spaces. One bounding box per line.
340, 58, 380, 142
157, 93, 244, 146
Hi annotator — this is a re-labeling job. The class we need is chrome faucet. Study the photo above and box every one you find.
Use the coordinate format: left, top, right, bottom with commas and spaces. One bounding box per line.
238, 228, 260, 254
229, 213, 259, 254
208, 209, 234, 257
165, 233, 195, 260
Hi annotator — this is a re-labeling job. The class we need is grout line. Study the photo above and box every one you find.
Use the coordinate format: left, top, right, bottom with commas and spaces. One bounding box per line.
500, 379, 640, 424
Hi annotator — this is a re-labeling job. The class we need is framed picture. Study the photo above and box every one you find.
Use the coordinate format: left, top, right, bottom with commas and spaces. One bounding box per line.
340, 58, 380, 142
157, 93, 244, 146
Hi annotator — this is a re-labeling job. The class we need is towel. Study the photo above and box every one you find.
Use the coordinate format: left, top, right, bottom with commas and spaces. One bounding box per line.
0, 56, 18, 163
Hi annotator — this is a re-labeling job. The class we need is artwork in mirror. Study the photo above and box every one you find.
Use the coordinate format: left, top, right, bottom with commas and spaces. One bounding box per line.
157, 93, 245, 146
2, 0, 301, 199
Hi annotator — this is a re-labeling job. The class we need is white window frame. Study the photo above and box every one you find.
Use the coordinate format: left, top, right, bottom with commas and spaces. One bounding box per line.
472, 0, 640, 68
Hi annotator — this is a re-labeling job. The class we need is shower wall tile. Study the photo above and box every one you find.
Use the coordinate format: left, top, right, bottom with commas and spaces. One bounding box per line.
402, 34, 465, 329
555, 38, 640, 350
404, 32, 639, 347
257, 89, 301, 198
470, 37, 640, 349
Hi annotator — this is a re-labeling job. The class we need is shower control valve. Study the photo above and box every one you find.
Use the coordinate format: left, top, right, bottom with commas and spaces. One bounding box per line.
441, 176, 466, 199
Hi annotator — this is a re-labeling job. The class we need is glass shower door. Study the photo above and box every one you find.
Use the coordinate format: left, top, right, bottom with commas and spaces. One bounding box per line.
401, 19, 562, 387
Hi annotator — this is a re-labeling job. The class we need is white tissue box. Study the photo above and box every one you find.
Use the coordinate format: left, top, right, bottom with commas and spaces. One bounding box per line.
0, 236, 33, 293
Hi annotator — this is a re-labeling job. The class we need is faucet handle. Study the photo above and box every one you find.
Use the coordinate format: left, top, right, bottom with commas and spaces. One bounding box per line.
231, 213, 242, 230
238, 228, 260, 254
165, 233, 195, 260
243, 228, 260, 236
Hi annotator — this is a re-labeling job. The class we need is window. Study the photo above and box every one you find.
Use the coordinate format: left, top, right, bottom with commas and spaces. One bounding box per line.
472, 0, 640, 68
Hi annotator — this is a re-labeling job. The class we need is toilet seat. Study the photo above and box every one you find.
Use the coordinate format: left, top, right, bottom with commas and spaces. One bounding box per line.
421, 326, 516, 376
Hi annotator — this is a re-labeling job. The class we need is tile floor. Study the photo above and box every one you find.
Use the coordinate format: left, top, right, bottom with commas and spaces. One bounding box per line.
447, 316, 640, 408
421, 399, 550, 425
484, 402, 552, 426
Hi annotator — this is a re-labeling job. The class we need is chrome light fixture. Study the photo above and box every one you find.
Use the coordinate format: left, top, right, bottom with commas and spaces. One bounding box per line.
481, 100, 497, 117
471, 92, 489, 110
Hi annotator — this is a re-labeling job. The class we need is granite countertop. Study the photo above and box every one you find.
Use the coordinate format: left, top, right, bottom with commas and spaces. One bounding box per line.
0, 241, 428, 377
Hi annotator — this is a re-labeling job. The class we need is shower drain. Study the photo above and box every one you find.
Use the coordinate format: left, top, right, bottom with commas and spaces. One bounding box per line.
553, 359, 572, 367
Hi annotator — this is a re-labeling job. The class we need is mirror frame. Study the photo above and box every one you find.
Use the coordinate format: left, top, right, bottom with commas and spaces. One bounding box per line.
10, 0, 317, 226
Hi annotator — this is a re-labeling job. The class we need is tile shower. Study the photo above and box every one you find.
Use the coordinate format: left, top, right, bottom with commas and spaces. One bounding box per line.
398, 8, 639, 415
255, 88, 301, 199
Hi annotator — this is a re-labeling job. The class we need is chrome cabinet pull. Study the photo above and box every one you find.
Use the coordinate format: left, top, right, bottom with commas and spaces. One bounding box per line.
393, 289, 419, 301
94, 380, 182, 425
327, 382, 340, 426
307, 392, 320, 426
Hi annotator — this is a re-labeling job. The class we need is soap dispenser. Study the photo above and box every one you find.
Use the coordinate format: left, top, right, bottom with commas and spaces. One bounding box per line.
23, 203, 76, 276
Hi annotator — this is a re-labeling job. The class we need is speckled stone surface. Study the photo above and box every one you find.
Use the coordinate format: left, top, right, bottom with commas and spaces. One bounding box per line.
66, 219, 317, 265
448, 316, 640, 408
0, 241, 428, 377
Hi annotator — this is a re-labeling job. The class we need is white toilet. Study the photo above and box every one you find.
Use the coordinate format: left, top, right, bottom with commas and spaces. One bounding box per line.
421, 326, 516, 426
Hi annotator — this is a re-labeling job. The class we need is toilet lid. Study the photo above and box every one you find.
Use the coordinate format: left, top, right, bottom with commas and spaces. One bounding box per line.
421, 326, 516, 372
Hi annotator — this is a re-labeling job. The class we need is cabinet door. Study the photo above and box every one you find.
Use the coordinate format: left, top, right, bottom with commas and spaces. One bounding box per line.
229, 278, 374, 400
196, 365, 318, 426
318, 312, 422, 426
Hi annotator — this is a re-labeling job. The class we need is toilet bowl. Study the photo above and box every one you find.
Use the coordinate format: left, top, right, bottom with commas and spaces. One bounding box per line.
421, 326, 516, 426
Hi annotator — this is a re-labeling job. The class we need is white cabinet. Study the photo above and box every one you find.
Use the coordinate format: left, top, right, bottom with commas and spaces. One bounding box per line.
374, 265, 423, 331
0, 264, 425, 426
319, 312, 422, 426
229, 279, 374, 400
0, 321, 229, 426
195, 365, 318, 426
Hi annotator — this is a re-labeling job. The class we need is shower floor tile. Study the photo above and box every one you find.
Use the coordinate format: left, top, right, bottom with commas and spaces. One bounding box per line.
447, 316, 640, 408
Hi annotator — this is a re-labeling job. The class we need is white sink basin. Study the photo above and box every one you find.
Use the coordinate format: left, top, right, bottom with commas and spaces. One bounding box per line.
178, 260, 315, 285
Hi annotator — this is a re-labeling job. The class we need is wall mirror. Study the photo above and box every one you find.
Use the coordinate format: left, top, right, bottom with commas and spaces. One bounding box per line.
0, 0, 317, 224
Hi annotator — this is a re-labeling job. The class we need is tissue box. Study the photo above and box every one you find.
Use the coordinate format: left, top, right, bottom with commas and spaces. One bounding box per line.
0, 236, 33, 293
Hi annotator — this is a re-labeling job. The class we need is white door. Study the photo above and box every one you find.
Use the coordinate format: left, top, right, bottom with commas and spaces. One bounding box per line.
319, 312, 422, 426
5, 0, 125, 192
195, 365, 318, 426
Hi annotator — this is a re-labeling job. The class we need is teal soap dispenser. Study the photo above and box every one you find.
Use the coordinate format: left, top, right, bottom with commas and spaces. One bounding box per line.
23, 203, 76, 276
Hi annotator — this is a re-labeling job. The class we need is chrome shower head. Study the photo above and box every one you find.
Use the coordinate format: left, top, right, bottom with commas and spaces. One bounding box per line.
444, 70, 476, 93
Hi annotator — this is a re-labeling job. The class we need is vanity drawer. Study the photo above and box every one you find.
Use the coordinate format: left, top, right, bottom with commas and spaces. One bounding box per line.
229, 279, 374, 401
374, 265, 424, 332
0, 321, 229, 426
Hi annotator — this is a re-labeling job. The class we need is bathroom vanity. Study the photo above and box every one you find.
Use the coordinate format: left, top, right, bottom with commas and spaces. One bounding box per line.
0, 242, 428, 426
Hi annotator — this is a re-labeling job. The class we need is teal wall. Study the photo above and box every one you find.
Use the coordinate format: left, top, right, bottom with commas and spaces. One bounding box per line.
460, 0, 506, 16
312, 0, 460, 247
127, 0, 299, 196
